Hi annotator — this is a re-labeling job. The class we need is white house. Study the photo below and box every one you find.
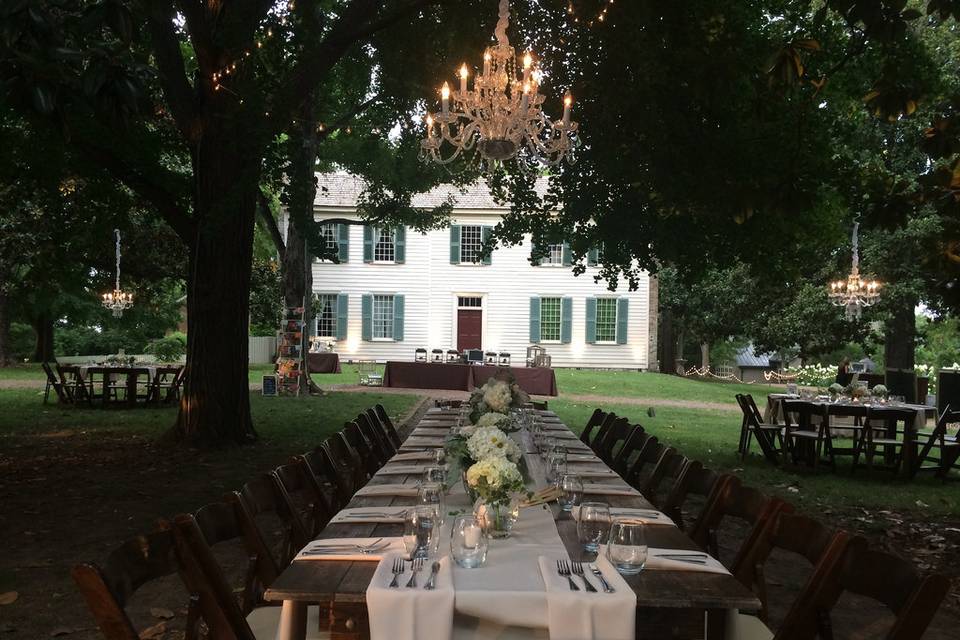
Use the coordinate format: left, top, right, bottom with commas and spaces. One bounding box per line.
284, 172, 658, 370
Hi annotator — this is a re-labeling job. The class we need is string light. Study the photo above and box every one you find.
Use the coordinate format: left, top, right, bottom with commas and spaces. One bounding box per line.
566, 0, 617, 28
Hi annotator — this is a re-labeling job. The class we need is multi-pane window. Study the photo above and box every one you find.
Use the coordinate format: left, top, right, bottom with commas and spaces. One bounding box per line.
458, 296, 482, 309
542, 243, 564, 265
373, 227, 395, 262
372, 295, 394, 339
595, 298, 617, 343
315, 294, 337, 338
320, 224, 338, 253
540, 297, 562, 342
460, 225, 483, 263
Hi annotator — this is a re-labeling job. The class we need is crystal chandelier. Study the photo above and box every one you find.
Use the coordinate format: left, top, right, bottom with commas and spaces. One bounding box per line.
101, 229, 134, 318
828, 221, 881, 320
420, 0, 579, 169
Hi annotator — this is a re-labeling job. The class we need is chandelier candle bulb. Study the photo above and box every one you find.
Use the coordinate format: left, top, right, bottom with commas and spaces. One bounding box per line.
562, 92, 573, 126
441, 82, 450, 113
460, 64, 469, 93
522, 52, 532, 83
484, 50, 491, 75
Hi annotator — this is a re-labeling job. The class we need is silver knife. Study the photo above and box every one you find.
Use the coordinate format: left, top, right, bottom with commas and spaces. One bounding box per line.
423, 561, 441, 590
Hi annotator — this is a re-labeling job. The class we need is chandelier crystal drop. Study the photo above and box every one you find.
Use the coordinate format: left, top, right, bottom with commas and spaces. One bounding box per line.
828, 221, 881, 320
101, 228, 134, 318
420, 0, 579, 170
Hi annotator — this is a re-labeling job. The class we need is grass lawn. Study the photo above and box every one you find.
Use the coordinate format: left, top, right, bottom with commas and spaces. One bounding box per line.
553, 367, 781, 404
550, 398, 960, 515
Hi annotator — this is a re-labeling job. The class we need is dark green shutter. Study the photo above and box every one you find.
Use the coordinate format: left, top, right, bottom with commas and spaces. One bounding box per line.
361, 294, 372, 341
393, 294, 405, 341
336, 293, 348, 340
337, 224, 350, 263
450, 225, 461, 264
585, 297, 597, 343
394, 227, 406, 263
560, 297, 573, 344
363, 226, 374, 263
529, 297, 541, 343
587, 247, 599, 266
530, 240, 540, 266
482, 226, 493, 265
562, 242, 572, 267
616, 298, 629, 344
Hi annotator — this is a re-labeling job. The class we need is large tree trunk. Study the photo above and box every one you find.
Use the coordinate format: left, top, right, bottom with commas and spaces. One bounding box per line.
32, 311, 54, 362
171, 132, 260, 446
884, 298, 916, 371
700, 342, 710, 371
0, 290, 11, 366
658, 307, 675, 376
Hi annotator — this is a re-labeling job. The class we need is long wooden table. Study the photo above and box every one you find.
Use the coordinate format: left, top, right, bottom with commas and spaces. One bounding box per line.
264, 409, 759, 639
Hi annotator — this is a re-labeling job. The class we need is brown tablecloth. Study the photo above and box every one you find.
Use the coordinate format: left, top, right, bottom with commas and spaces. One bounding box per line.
382, 361, 558, 396
306, 352, 342, 374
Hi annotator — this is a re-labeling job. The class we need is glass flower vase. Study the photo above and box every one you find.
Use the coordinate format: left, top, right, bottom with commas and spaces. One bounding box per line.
473, 498, 519, 539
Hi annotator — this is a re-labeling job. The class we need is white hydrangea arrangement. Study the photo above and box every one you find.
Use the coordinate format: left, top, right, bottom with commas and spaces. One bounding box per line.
482, 381, 513, 413
465, 456, 524, 502
475, 412, 511, 430
872, 384, 888, 398
467, 374, 531, 424
466, 425, 521, 463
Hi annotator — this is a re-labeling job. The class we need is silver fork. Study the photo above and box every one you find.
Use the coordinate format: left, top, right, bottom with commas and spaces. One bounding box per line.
388, 557, 405, 588
405, 558, 424, 588
589, 563, 615, 593
557, 560, 579, 591
572, 562, 596, 592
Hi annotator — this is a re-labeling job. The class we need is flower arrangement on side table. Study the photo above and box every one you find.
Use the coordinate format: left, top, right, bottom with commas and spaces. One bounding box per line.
871, 384, 888, 400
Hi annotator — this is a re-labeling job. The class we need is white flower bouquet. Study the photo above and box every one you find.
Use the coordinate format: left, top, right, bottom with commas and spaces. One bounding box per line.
466, 425, 522, 463
467, 372, 531, 424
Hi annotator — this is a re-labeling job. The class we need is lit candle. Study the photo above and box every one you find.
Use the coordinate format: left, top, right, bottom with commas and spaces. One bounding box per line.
522, 52, 532, 84
521, 82, 530, 111
562, 91, 573, 126
483, 50, 491, 76
441, 82, 450, 114
464, 523, 480, 548
425, 113, 435, 138
459, 64, 469, 94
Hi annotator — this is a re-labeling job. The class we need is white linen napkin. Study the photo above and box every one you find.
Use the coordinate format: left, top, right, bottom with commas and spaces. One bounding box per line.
580, 484, 641, 497
330, 506, 411, 524
566, 468, 618, 478
367, 554, 455, 640
571, 505, 671, 526
356, 483, 421, 497
377, 464, 429, 476
645, 548, 729, 574
294, 537, 405, 562
401, 438, 446, 448
567, 454, 600, 462
392, 451, 437, 462
536, 555, 635, 640
413, 427, 451, 436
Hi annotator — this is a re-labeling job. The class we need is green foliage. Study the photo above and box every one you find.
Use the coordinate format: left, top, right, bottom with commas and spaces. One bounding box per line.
7, 323, 34, 361
916, 315, 960, 368
145, 332, 187, 363
249, 256, 282, 337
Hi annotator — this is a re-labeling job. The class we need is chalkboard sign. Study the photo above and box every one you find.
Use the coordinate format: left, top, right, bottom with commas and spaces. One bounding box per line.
261, 375, 278, 396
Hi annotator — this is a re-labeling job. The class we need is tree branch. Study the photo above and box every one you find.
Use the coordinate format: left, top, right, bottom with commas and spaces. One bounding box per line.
146, 0, 202, 144
271, 0, 443, 132
258, 188, 286, 259
73, 139, 196, 246
316, 94, 382, 142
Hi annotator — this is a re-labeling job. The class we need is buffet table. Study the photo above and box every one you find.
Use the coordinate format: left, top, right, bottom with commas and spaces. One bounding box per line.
381, 362, 558, 396
307, 352, 342, 374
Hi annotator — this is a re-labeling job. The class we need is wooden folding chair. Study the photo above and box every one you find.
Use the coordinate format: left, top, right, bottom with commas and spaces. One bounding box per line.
593, 416, 633, 464
777, 538, 950, 640
782, 399, 830, 469
328, 432, 366, 490
173, 511, 326, 640
579, 408, 607, 446
42, 361, 72, 404
624, 441, 674, 493
638, 451, 690, 507
72, 525, 201, 640
689, 476, 793, 565
610, 426, 651, 478
731, 511, 851, 625
230, 473, 310, 570
296, 448, 352, 512
371, 405, 403, 449
851, 407, 916, 476
587, 411, 619, 453
273, 462, 334, 537
660, 463, 726, 531
356, 412, 395, 461
342, 421, 382, 477
913, 405, 960, 479
736, 393, 784, 464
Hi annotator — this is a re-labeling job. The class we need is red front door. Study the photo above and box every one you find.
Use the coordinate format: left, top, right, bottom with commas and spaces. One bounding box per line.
457, 309, 482, 352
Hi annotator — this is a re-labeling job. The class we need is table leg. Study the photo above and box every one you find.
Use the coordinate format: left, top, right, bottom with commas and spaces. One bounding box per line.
275, 600, 308, 640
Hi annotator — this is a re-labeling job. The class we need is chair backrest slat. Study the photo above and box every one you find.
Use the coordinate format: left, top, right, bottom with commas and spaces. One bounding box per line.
579, 408, 607, 446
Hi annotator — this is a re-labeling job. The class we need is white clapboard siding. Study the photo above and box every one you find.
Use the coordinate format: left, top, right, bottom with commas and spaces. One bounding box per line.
291, 174, 654, 370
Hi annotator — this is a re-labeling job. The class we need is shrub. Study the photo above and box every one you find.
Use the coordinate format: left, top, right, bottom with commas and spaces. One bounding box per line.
145, 332, 187, 362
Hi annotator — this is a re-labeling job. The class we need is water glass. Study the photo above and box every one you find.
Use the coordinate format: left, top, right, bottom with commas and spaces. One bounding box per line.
578, 502, 611, 553
541, 437, 558, 460
546, 450, 567, 485
556, 473, 583, 512
432, 448, 447, 465
423, 465, 447, 488
450, 515, 488, 568
606, 518, 648, 575
404, 505, 440, 559
418, 481, 445, 522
